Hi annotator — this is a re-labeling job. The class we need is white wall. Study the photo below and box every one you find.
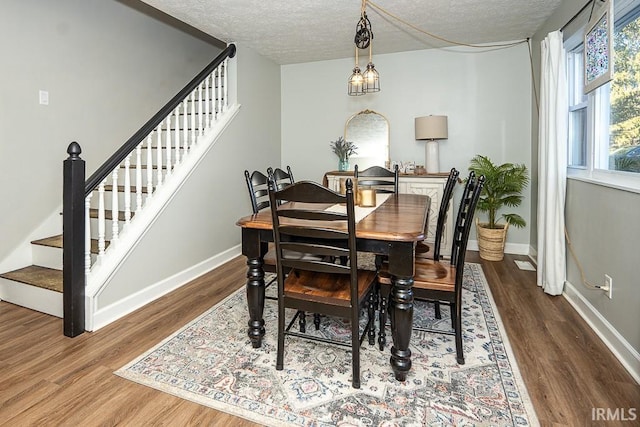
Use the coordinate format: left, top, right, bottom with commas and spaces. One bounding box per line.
0, 0, 221, 264
97, 43, 281, 308
281, 45, 532, 246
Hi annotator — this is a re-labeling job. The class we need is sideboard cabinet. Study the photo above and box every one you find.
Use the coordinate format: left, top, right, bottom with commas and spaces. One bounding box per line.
323, 171, 453, 256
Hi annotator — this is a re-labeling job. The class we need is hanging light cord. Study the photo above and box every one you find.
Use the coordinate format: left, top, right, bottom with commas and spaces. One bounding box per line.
366, 0, 527, 49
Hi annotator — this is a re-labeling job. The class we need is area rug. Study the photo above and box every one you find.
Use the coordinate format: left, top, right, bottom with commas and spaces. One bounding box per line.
115, 263, 538, 426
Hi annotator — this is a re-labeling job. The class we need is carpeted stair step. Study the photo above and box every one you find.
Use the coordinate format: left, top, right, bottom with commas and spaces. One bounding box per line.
0, 265, 62, 293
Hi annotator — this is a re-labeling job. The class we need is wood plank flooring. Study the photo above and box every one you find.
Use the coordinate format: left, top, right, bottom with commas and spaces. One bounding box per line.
0, 252, 638, 426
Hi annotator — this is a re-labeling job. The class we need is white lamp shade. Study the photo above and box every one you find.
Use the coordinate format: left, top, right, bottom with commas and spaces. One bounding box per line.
415, 115, 448, 140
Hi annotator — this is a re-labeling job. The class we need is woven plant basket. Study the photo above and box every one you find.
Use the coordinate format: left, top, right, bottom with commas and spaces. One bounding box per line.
476, 218, 509, 261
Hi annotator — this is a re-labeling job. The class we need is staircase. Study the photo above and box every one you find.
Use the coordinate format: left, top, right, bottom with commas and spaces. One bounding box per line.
0, 45, 238, 334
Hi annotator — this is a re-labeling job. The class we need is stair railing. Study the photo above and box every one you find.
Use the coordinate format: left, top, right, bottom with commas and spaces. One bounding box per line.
63, 44, 237, 337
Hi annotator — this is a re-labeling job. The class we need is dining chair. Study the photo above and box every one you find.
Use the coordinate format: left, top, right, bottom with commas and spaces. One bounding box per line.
243, 169, 321, 327
377, 171, 485, 364
244, 169, 280, 299
353, 164, 399, 270
268, 178, 377, 389
267, 166, 295, 190
354, 164, 399, 194
415, 167, 459, 261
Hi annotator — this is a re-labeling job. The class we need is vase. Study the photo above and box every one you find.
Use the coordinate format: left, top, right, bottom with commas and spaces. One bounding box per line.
338, 159, 349, 171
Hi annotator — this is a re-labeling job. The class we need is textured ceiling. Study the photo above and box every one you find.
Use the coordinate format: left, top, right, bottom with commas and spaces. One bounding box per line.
139, 0, 563, 64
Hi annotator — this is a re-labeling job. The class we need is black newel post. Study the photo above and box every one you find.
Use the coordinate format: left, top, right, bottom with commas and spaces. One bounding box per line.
63, 142, 85, 337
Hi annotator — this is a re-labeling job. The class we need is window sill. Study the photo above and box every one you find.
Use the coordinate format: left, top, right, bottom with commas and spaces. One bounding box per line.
567, 168, 640, 194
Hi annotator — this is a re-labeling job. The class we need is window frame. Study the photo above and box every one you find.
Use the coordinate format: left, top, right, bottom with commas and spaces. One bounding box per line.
564, 0, 640, 194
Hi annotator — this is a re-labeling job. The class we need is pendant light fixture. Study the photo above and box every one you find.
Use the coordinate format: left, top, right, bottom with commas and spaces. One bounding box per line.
348, 1, 379, 96
348, 47, 365, 96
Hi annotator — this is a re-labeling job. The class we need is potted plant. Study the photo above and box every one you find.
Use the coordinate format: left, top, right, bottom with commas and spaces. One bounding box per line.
468, 155, 529, 261
330, 137, 357, 171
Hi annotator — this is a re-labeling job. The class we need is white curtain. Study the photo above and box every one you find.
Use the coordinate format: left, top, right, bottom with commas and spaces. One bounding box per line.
537, 31, 568, 296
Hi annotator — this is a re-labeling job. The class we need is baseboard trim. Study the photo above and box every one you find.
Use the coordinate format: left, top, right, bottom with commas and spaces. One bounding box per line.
467, 240, 530, 255
89, 245, 242, 331
563, 280, 640, 385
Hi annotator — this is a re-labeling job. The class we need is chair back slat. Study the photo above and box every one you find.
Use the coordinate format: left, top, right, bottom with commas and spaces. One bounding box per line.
278, 209, 347, 222
432, 168, 460, 259
280, 242, 349, 258
354, 164, 399, 194
282, 259, 350, 275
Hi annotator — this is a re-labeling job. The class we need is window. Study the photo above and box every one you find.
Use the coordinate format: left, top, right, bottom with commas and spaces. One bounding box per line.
566, 0, 640, 191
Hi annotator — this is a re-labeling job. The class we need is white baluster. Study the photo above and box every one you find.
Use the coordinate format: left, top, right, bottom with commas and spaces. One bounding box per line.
190, 91, 196, 146
198, 82, 204, 136
209, 72, 214, 125
174, 107, 181, 165
156, 125, 163, 186
165, 116, 172, 176
216, 67, 221, 119
111, 168, 119, 241
98, 181, 106, 256
182, 99, 188, 156
135, 144, 143, 211
204, 76, 210, 130
124, 154, 132, 223
146, 134, 153, 198
223, 58, 229, 111
85, 193, 92, 274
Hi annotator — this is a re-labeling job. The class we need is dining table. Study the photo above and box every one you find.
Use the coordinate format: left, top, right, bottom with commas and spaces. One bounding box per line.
236, 191, 431, 382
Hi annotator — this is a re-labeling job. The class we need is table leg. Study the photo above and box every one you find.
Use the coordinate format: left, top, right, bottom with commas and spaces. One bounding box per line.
387, 241, 414, 381
246, 256, 265, 348
243, 228, 267, 348
389, 275, 413, 381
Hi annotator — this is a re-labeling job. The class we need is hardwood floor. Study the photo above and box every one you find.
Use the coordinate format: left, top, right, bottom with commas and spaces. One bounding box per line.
0, 253, 637, 426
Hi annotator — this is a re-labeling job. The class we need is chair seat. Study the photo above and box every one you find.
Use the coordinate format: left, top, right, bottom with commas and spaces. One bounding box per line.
285, 269, 377, 307
377, 259, 455, 293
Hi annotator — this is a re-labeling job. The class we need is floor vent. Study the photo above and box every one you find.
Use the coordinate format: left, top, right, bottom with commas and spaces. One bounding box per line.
514, 260, 536, 271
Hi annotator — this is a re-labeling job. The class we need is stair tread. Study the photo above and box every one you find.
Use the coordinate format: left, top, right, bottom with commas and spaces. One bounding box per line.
103, 185, 151, 194
89, 209, 132, 221
31, 234, 110, 253
122, 164, 167, 169
0, 265, 62, 292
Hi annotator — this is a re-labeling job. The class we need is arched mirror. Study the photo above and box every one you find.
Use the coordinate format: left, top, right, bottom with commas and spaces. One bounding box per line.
344, 109, 389, 170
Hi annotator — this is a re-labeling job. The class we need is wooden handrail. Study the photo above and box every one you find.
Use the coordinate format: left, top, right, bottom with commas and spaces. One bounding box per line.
84, 44, 236, 195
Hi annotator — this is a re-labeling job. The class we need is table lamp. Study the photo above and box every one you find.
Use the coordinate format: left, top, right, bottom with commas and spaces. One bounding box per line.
415, 115, 448, 173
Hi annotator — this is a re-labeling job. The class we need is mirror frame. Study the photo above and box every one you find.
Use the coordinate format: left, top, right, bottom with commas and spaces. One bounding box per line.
344, 109, 390, 170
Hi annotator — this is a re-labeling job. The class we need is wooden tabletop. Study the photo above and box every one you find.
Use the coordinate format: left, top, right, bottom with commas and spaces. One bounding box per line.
237, 193, 430, 243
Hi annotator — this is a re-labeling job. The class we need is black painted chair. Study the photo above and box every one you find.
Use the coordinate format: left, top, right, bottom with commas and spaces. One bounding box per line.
244, 170, 279, 298
377, 172, 485, 364
415, 167, 460, 261
354, 164, 399, 194
268, 178, 377, 389
267, 166, 295, 191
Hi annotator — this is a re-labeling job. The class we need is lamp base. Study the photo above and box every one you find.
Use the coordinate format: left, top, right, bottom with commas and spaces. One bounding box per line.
425, 140, 439, 173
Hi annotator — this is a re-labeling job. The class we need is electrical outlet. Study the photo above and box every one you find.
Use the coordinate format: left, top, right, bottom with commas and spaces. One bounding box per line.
604, 274, 613, 299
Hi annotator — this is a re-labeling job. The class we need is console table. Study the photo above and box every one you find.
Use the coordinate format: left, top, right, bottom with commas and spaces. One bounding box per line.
323, 171, 453, 256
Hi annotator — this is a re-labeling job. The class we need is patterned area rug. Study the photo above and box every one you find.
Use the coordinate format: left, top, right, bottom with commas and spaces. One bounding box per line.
116, 263, 538, 426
